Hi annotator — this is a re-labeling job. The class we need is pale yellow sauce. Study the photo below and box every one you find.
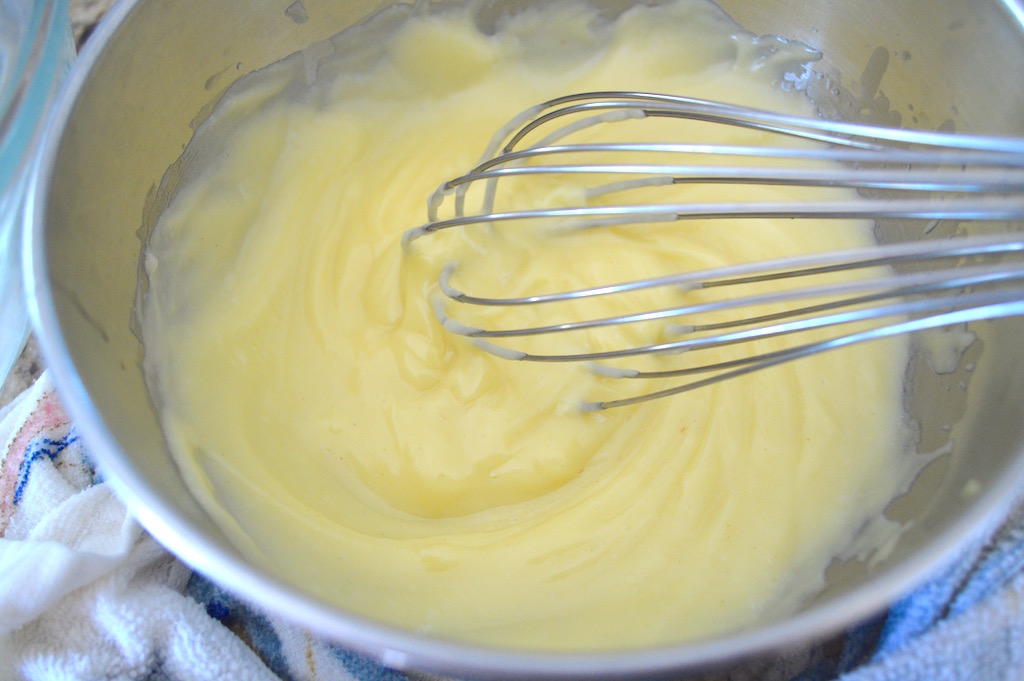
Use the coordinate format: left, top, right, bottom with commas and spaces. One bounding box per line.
141, 0, 911, 650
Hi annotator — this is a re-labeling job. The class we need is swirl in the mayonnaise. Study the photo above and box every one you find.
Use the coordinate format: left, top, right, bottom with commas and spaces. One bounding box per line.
141, 0, 911, 650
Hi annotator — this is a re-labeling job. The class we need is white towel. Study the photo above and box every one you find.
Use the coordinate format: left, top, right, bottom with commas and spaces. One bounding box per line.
1, 372, 1022, 680
0, 374, 276, 681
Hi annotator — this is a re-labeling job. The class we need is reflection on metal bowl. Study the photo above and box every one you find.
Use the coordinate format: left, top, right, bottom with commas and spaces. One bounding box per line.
26, 0, 1024, 677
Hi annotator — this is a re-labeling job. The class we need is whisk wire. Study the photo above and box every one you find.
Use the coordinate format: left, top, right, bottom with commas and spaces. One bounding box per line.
583, 298, 1024, 412
403, 91, 1024, 409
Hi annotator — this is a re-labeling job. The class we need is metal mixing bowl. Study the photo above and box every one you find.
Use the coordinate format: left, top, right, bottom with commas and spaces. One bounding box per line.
24, 0, 1024, 677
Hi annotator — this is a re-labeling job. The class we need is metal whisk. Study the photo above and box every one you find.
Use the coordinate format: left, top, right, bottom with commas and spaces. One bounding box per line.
402, 92, 1024, 410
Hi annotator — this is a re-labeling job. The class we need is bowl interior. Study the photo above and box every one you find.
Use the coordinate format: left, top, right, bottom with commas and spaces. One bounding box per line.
29, 0, 1024, 676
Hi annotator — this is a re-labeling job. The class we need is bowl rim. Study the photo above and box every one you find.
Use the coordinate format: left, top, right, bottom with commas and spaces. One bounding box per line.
22, 0, 1024, 676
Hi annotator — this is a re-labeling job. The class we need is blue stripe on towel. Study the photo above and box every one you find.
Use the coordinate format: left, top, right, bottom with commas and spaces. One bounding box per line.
12, 429, 80, 505
186, 571, 292, 679
331, 646, 413, 681
186, 571, 415, 680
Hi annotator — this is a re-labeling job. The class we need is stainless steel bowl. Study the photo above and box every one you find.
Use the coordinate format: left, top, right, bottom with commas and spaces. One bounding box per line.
25, 1, 1024, 677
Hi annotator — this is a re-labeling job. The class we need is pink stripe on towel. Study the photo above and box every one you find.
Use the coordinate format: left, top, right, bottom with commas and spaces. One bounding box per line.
0, 384, 68, 532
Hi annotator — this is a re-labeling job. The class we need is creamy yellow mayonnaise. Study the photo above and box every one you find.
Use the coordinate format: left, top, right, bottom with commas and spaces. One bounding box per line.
140, 0, 912, 650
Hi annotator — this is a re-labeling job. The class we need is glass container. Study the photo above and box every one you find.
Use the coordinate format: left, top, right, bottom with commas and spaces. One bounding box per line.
0, 0, 73, 383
